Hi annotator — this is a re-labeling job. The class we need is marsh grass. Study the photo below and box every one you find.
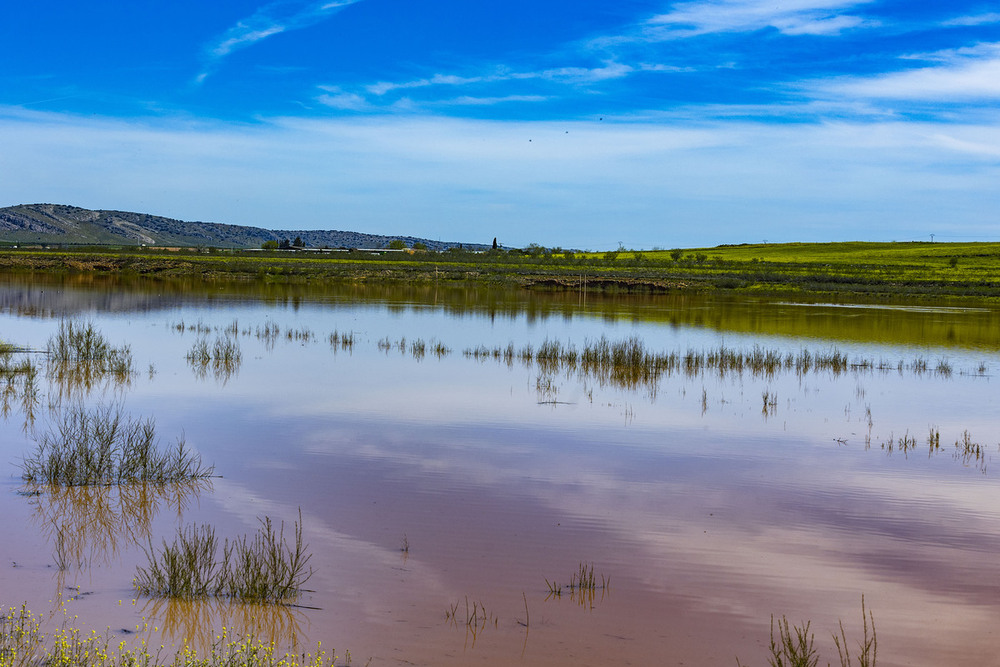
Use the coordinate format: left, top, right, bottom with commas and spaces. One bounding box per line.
328, 330, 355, 351
445, 597, 499, 643
186, 337, 242, 382
0, 603, 352, 667
954, 430, 989, 472
0, 350, 39, 430
465, 337, 972, 394
46, 321, 135, 396
737, 598, 876, 667
20, 403, 214, 486
135, 510, 313, 603
256, 320, 280, 350
545, 562, 609, 602
286, 326, 313, 342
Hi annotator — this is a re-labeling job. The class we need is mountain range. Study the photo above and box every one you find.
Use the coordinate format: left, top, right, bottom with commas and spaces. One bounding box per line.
0, 203, 486, 251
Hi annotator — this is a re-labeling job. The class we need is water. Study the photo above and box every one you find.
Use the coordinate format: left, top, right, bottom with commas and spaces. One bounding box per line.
1, 274, 999, 666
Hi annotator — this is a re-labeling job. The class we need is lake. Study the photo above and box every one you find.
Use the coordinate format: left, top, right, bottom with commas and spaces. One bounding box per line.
1, 273, 999, 666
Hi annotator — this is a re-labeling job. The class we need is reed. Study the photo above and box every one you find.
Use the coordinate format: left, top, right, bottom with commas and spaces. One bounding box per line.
545, 562, 608, 595
463, 336, 978, 393
135, 510, 313, 603
20, 403, 214, 485
186, 336, 242, 382
328, 330, 355, 351
737, 597, 876, 667
46, 320, 135, 385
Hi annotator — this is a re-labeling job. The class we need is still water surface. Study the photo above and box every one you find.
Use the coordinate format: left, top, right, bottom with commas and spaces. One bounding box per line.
1, 275, 1000, 666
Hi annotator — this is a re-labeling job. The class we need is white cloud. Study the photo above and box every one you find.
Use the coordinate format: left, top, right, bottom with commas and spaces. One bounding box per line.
316, 87, 372, 111
1, 107, 997, 249
644, 0, 875, 38
198, 0, 365, 82
442, 95, 548, 106
819, 52, 1000, 100
360, 62, 633, 101
943, 12, 1000, 27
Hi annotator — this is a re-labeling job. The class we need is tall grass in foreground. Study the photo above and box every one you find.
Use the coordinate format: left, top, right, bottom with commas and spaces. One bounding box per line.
0, 603, 355, 667
135, 511, 312, 603
20, 403, 214, 485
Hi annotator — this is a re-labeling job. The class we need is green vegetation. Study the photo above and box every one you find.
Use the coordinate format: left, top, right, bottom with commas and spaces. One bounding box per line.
185, 336, 243, 382
465, 336, 982, 393
3, 239, 1000, 300
47, 320, 134, 377
738, 598, 876, 667
134, 511, 312, 603
21, 403, 214, 485
0, 603, 351, 667
544, 562, 609, 597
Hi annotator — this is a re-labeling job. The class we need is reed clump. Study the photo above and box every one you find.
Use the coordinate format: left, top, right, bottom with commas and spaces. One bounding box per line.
328, 330, 355, 351
186, 336, 242, 381
20, 403, 214, 486
545, 562, 609, 595
134, 510, 313, 603
46, 320, 135, 388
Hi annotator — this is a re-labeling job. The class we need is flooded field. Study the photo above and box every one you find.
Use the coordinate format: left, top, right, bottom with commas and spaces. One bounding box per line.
2, 273, 1000, 666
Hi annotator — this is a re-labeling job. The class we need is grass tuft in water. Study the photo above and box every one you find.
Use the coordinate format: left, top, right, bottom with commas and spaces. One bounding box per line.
45, 321, 135, 393
738, 597, 876, 667
20, 402, 214, 485
135, 509, 313, 603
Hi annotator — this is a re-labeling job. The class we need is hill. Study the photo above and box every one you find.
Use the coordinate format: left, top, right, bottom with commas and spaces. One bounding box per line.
0, 203, 485, 251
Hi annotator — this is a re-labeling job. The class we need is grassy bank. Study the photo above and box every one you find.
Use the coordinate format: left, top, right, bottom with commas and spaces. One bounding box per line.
1, 241, 999, 299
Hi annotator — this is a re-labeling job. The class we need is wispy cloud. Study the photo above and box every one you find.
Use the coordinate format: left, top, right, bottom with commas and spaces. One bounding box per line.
642, 0, 876, 38
942, 12, 1000, 27
816, 43, 1000, 101
316, 86, 372, 111
364, 63, 634, 98
440, 95, 549, 106
198, 0, 364, 83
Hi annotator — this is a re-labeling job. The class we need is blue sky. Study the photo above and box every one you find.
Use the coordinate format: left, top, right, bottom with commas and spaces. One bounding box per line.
1, 1, 997, 248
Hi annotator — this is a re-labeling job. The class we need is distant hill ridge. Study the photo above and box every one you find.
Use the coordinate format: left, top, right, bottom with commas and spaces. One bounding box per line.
0, 204, 485, 251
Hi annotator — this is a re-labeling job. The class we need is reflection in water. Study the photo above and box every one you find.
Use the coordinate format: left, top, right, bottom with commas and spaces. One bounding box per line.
185, 336, 242, 383
468, 336, 987, 400
0, 352, 39, 431
45, 320, 136, 405
140, 597, 307, 653
25, 480, 212, 569
4, 270, 1000, 350
46, 357, 135, 405
4, 272, 1000, 666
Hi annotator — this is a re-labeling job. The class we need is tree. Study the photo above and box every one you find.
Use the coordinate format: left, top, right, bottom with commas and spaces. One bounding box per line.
293, 236, 303, 247
492, 237, 498, 250
278, 238, 291, 249
413, 242, 427, 251
387, 239, 407, 250
261, 240, 279, 250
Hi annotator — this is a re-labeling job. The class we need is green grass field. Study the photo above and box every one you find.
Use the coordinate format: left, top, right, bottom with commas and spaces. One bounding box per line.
2, 241, 999, 300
